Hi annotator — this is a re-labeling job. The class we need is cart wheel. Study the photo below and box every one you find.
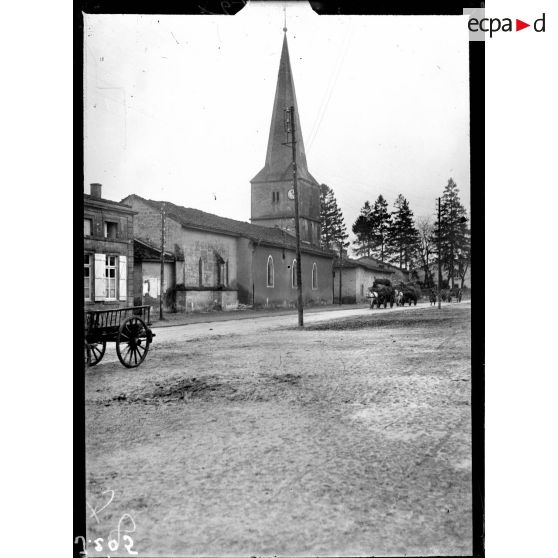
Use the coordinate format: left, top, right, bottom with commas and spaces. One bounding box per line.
88, 341, 106, 367
116, 316, 151, 368
84, 341, 91, 369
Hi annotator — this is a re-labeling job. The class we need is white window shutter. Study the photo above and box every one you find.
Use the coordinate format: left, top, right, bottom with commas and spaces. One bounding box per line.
119, 255, 127, 301
94, 254, 106, 301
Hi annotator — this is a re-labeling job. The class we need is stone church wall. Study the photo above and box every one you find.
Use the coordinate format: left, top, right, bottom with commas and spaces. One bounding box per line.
122, 195, 239, 293
236, 237, 254, 305
179, 228, 238, 289
252, 245, 333, 308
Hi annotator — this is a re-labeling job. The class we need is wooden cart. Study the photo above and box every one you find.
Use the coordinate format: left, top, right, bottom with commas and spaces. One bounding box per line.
84, 306, 155, 369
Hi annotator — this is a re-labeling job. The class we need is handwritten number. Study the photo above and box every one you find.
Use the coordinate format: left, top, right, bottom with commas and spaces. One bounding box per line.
74, 536, 86, 552
123, 535, 138, 555
84, 489, 138, 555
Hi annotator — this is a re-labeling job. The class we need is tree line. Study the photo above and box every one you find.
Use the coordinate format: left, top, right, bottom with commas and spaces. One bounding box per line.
319, 179, 471, 289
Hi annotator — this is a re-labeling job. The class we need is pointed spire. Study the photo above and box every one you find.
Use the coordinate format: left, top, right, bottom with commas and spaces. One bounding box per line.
251, 33, 317, 185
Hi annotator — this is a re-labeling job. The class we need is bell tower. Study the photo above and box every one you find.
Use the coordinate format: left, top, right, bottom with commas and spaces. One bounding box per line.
250, 31, 321, 246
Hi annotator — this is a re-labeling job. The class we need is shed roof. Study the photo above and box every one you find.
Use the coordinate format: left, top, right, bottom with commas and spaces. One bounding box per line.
333, 256, 395, 274
356, 256, 410, 275
134, 238, 182, 263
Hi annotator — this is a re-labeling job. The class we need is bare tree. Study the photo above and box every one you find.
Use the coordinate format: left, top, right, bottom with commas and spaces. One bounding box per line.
416, 215, 435, 288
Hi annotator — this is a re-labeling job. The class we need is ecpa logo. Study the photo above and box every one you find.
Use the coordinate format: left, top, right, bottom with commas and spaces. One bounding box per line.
463, 8, 546, 40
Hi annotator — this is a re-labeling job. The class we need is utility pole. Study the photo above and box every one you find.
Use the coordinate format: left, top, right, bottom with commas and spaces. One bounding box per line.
160, 202, 166, 320
338, 243, 343, 305
285, 105, 304, 326
437, 197, 442, 310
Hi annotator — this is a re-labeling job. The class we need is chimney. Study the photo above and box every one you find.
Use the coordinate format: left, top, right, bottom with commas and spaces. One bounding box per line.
90, 183, 102, 198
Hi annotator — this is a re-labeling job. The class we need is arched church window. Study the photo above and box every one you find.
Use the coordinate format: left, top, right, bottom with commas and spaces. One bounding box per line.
292, 259, 298, 288
312, 262, 318, 290
267, 256, 274, 288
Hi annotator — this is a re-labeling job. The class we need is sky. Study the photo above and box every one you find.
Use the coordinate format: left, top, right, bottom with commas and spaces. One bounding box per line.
84, 1, 471, 238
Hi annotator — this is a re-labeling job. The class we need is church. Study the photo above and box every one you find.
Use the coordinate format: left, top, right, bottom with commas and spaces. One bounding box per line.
122, 31, 335, 311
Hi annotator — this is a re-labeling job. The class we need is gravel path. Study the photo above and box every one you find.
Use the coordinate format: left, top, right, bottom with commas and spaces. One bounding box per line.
85, 304, 471, 556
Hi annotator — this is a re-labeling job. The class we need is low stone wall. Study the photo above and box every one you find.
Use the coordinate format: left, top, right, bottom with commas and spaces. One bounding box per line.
175, 289, 238, 313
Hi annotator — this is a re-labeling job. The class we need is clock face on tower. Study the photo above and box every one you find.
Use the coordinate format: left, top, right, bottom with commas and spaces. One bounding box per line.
287, 188, 295, 200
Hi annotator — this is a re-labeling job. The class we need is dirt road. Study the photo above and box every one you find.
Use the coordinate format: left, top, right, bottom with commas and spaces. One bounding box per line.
114, 300, 454, 354
85, 304, 472, 556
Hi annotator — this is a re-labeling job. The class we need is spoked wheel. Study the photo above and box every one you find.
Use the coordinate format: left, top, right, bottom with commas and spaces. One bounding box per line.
84, 340, 91, 369
116, 316, 151, 368
87, 341, 106, 367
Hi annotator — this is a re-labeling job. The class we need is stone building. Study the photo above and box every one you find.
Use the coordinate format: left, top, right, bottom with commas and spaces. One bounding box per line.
333, 257, 396, 304
355, 257, 411, 285
133, 238, 182, 307
83, 183, 135, 309
122, 30, 334, 312
122, 194, 334, 310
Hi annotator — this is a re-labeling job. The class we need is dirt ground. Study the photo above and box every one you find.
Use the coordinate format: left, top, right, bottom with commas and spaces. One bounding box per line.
85, 304, 472, 557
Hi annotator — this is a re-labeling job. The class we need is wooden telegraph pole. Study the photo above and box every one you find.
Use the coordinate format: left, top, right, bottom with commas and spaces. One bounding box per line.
160, 202, 166, 320
286, 105, 304, 326
338, 243, 343, 305
437, 197, 442, 310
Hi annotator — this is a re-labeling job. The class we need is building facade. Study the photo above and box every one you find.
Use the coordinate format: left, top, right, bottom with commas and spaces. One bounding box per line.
133, 238, 181, 308
120, 30, 334, 313
122, 194, 334, 310
333, 258, 396, 304
84, 183, 135, 309
355, 257, 411, 285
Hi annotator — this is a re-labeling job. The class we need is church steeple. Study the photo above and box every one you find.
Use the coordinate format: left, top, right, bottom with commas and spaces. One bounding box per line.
250, 31, 321, 245
251, 33, 316, 185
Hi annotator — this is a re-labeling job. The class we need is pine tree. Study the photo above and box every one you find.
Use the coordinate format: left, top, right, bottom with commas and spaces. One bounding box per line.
319, 184, 348, 250
387, 194, 419, 270
352, 195, 392, 261
433, 179, 470, 288
352, 201, 374, 257
369, 195, 392, 262
456, 232, 471, 288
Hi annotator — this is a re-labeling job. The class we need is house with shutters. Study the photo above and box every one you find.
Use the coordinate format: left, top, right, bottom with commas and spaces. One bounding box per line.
84, 183, 135, 309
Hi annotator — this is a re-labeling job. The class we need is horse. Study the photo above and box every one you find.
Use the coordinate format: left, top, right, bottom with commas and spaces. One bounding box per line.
429, 291, 437, 306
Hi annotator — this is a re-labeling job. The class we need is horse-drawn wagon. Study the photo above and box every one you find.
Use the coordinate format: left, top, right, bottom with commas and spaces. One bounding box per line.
367, 279, 395, 309
84, 305, 155, 369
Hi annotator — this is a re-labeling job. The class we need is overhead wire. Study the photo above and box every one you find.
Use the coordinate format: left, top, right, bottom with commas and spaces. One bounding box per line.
307, 24, 353, 153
